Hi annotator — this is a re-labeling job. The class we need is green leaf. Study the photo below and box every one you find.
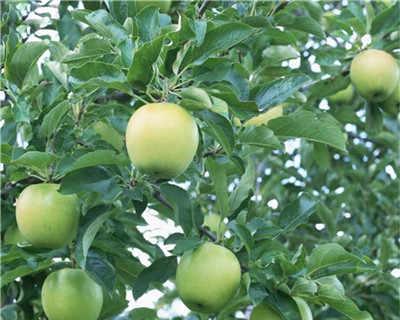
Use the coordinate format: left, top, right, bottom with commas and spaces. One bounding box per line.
132, 256, 177, 299
199, 110, 235, 155
371, 3, 400, 35
229, 159, 256, 213
317, 276, 373, 320
206, 158, 230, 218
1, 260, 53, 287
275, 12, 325, 38
278, 193, 317, 233
228, 220, 253, 255
240, 126, 282, 150
6, 42, 48, 88
316, 203, 336, 237
256, 75, 311, 111
40, 101, 71, 138
136, 6, 161, 42
159, 183, 194, 236
64, 150, 129, 173
13, 151, 58, 177
76, 206, 112, 268
127, 36, 163, 88
307, 243, 375, 278
85, 10, 128, 44
268, 110, 347, 152
309, 75, 350, 100
183, 22, 255, 66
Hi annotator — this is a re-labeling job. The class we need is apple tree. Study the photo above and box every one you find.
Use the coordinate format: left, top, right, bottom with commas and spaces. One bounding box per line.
1, 1, 399, 319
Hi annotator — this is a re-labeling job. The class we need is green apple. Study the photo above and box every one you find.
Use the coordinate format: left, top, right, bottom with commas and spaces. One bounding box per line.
135, 0, 171, 13
328, 85, 354, 104
176, 242, 241, 314
350, 49, 399, 102
382, 81, 400, 116
92, 121, 123, 151
203, 214, 226, 235
42, 268, 103, 320
250, 303, 281, 320
244, 104, 284, 127
125, 103, 199, 179
16, 184, 79, 249
3, 225, 29, 246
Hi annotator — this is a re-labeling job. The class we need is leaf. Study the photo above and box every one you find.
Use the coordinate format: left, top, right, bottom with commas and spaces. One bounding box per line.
40, 101, 70, 138
256, 75, 311, 111
371, 3, 399, 35
229, 159, 256, 213
86, 251, 116, 291
268, 110, 347, 152
228, 220, 253, 255
6, 42, 48, 87
75, 206, 112, 268
307, 243, 375, 278
206, 158, 230, 217
316, 203, 336, 237
240, 126, 282, 150
1, 260, 53, 287
317, 276, 373, 320
275, 12, 325, 38
132, 256, 177, 299
136, 6, 161, 42
65, 150, 129, 173
13, 151, 58, 177
127, 36, 163, 88
199, 110, 235, 155
159, 183, 194, 236
278, 193, 317, 233
309, 75, 350, 100
85, 10, 128, 44
183, 22, 255, 66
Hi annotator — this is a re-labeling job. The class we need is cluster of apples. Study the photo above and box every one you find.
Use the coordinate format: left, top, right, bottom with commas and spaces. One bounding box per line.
329, 49, 399, 116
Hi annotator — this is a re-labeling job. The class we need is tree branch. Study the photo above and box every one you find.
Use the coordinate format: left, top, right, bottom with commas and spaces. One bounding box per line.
199, 225, 218, 242
198, 0, 210, 17
153, 190, 173, 210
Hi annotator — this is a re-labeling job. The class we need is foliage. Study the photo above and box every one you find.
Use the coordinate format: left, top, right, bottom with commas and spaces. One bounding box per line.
1, 1, 399, 320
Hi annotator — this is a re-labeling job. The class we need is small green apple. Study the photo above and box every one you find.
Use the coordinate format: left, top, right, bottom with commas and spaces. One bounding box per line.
42, 268, 103, 320
176, 242, 241, 314
135, 0, 171, 13
244, 104, 284, 127
3, 225, 29, 246
328, 85, 354, 104
350, 49, 399, 102
250, 303, 281, 320
203, 214, 226, 235
125, 103, 199, 179
16, 184, 79, 249
382, 82, 400, 116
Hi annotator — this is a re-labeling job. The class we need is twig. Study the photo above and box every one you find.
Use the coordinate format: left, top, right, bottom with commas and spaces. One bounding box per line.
153, 190, 173, 210
198, 0, 210, 17
199, 225, 217, 242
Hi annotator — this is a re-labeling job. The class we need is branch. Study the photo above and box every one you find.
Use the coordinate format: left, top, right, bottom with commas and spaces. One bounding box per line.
199, 225, 217, 242
198, 0, 210, 17
153, 190, 173, 210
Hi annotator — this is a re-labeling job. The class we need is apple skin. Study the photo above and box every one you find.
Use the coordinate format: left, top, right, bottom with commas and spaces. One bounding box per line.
382, 82, 400, 116
350, 49, 399, 102
4, 225, 29, 246
42, 268, 103, 320
125, 103, 199, 179
250, 303, 281, 320
135, 0, 171, 13
16, 184, 79, 249
176, 242, 241, 314
203, 214, 226, 235
244, 105, 283, 127
328, 85, 353, 104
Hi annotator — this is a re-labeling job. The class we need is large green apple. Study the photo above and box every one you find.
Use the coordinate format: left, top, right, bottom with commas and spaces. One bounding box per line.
244, 104, 284, 127
382, 81, 400, 116
135, 0, 171, 13
16, 184, 79, 249
125, 103, 199, 179
42, 268, 103, 320
3, 225, 29, 246
328, 85, 354, 104
203, 214, 226, 235
176, 242, 241, 314
350, 49, 399, 102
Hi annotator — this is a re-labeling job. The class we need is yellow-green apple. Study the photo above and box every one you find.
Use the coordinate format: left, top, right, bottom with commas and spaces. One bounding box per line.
176, 242, 241, 314
382, 81, 400, 116
125, 103, 199, 179
350, 49, 399, 102
42, 268, 103, 320
250, 303, 281, 320
16, 184, 79, 249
